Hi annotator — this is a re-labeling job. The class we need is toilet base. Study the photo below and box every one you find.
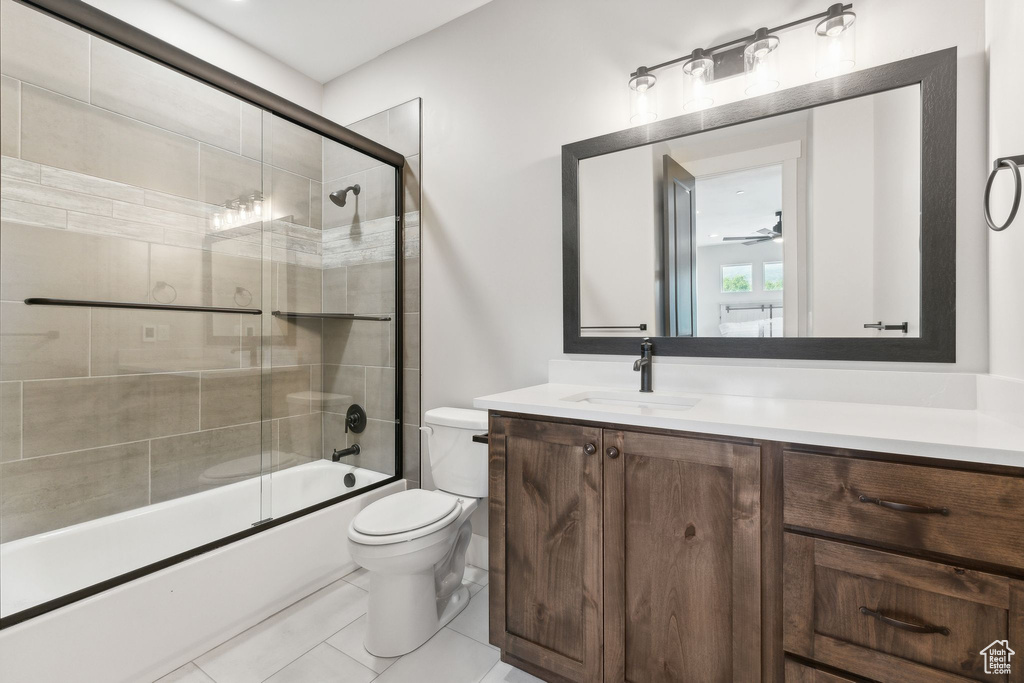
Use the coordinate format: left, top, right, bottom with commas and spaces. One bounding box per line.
364, 579, 471, 658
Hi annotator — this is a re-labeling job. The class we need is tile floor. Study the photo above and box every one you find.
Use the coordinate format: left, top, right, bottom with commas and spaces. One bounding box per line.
155, 566, 543, 683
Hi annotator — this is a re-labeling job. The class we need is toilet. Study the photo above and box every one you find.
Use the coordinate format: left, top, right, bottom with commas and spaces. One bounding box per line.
347, 407, 488, 657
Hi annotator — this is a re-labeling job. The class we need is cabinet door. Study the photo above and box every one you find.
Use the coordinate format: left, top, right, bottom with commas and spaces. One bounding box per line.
488, 416, 604, 682
603, 430, 762, 683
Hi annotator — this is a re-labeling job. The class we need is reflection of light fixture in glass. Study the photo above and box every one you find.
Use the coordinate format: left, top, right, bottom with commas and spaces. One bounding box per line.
628, 67, 658, 125
744, 27, 780, 96
815, 3, 856, 78
213, 193, 263, 232
681, 49, 715, 112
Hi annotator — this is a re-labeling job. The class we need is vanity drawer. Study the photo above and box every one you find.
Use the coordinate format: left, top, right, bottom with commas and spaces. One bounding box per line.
783, 534, 1023, 682
784, 659, 862, 682
783, 451, 1024, 570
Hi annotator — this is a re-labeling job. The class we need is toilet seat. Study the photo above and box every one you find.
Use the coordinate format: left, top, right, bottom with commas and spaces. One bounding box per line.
349, 490, 464, 546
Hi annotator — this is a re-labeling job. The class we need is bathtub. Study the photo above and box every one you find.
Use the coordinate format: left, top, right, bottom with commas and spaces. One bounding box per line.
0, 460, 404, 683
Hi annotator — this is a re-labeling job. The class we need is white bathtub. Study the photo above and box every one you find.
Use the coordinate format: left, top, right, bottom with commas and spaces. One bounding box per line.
0, 461, 403, 683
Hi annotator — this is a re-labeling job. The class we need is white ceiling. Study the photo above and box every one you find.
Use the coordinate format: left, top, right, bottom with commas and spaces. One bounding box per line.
695, 165, 782, 247
168, 0, 493, 83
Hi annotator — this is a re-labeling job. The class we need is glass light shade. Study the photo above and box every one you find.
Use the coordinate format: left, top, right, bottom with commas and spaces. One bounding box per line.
815, 7, 856, 78
744, 29, 780, 96
628, 69, 658, 125
682, 49, 714, 112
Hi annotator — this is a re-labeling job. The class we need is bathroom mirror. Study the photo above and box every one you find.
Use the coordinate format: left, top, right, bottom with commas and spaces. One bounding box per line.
563, 49, 956, 362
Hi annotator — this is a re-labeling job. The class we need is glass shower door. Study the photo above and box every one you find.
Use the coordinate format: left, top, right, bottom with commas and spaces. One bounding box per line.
0, 1, 267, 620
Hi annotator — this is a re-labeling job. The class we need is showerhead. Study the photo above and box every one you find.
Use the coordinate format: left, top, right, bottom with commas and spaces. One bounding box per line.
329, 184, 361, 207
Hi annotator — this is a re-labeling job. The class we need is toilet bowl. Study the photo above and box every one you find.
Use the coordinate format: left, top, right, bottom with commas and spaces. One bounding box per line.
347, 407, 488, 657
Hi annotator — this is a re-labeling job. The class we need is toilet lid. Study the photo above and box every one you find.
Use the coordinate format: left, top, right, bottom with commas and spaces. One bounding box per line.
353, 489, 460, 536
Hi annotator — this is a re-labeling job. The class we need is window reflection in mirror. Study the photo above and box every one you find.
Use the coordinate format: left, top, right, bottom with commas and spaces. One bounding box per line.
578, 84, 922, 339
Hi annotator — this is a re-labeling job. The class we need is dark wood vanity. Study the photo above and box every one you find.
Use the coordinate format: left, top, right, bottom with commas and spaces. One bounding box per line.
487, 411, 1024, 682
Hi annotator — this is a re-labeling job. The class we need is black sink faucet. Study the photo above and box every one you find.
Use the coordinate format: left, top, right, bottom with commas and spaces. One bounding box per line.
633, 338, 653, 393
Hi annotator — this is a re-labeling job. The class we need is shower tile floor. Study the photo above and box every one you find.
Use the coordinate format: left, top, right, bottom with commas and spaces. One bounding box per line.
155, 566, 542, 683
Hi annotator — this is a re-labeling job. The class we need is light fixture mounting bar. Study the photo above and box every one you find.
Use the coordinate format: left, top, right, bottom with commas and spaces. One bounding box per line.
630, 3, 853, 78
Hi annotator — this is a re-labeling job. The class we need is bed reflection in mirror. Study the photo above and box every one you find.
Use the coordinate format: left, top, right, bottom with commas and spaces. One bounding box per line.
578, 84, 922, 339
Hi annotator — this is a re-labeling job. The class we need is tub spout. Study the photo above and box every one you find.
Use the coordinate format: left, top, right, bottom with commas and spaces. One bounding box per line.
332, 444, 360, 462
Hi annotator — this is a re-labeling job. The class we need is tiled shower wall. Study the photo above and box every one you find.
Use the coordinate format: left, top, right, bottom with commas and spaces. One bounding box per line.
0, 0, 412, 542
320, 100, 422, 486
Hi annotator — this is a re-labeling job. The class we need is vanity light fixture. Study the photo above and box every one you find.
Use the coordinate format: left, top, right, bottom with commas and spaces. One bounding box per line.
815, 3, 857, 77
681, 48, 715, 112
628, 67, 658, 125
626, 3, 854, 125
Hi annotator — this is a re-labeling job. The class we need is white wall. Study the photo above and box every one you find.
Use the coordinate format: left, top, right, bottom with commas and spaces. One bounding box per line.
83, 0, 323, 113
319, 0, 990, 431
579, 146, 658, 335
986, 0, 1024, 380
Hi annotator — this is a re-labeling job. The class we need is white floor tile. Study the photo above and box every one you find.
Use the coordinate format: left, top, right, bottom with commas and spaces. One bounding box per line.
464, 565, 488, 587
326, 614, 399, 674
467, 579, 485, 597
194, 580, 368, 683
264, 643, 377, 683
478, 661, 546, 683
342, 567, 371, 590
448, 585, 494, 649
373, 628, 499, 683
154, 662, 216, 683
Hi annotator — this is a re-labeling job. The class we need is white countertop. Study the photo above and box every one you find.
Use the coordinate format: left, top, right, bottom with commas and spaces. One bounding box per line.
474, 383, 1024, 468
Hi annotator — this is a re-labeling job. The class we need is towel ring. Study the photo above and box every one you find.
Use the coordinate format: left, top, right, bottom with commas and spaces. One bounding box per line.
984, 155, 1023, 232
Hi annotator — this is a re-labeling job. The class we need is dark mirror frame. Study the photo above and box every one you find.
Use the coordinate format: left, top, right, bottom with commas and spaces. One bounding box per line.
563, 48, 956, 362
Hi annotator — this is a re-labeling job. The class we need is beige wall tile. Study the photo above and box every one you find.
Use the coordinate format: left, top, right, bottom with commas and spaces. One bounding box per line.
66, 211, 164, 243
0, 381, 21, 462
240, 105, 263, 161
0, 200, 66, 229
321, 364, 364, 414
150, 422, 261, 503
403, 313, 420, 369
21, 85, 200, 199
402, 423, 421, 483
1, 76, 19, 157
271, 365, 312, 418
0, 302, 90, 380
271, 167, 311, 227
324, 124, 382, 181
365, 366, 395, 420
40, 165, 147, 204
347, 260, 396, 314
201, 368, 261, 430
0, 0, 90, 101
112, 200, 206, 234
90, 309, 241, 376
0, 440, 149, 542
322, 267, 348, 313
404, 256, 420, 313
22, 373, 199, 456
403, 368, 421, 426
2, 157, 41, 183
149, 243, 262, 311
273, 262, 322, 314
269, 116, 321, 181
1, 176, 113, 216
199, 144, 262, 208
310, 181, 323, 230
270, 316, 321, 367
388, 100, 420, 158
323, 319, 388, 367
0, 222, 150, 302
90, 39, 241, 153
275, 412, 321, 469
404, 154, 421, 213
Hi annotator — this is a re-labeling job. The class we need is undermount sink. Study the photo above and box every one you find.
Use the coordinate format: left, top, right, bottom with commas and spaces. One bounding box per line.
561, 390, 700, 413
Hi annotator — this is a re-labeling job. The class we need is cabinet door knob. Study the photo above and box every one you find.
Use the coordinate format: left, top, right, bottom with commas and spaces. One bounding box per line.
583, 443, 596, 455
607, 446, 620, 459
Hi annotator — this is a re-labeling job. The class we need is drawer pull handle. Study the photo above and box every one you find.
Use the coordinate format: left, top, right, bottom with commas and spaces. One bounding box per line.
859, 607, 950, 636
858, 495, 949, 516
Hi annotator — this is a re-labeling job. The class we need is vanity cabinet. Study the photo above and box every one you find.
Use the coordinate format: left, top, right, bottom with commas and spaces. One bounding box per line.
488, 415, 762, 682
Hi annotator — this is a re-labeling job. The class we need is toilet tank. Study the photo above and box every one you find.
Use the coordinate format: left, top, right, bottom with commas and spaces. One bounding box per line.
423, 408, 488, 498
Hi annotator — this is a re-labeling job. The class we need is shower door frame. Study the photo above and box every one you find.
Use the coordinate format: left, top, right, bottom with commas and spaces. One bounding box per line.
1, 0, 406, 630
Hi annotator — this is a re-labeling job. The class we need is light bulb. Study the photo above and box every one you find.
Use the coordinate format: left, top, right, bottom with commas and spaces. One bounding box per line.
682, 49, 715, 112
815, 4, 856, 78
628, 67, 658, 125
744, 28, 780, 96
